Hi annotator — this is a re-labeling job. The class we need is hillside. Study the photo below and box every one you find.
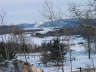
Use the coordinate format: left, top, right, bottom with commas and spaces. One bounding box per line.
0, 18, 96, 31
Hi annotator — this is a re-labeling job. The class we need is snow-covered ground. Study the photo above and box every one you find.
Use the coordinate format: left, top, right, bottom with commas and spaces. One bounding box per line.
0, 33, 95, 72
26, 35, 85, 45
17, 36, 96, 72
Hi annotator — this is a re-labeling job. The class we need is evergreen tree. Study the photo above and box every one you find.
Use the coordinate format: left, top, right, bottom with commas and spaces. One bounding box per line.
41, 38, 67, 66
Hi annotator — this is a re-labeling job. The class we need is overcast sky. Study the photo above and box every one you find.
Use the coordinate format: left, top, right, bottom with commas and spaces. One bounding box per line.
0, 0, 89, 24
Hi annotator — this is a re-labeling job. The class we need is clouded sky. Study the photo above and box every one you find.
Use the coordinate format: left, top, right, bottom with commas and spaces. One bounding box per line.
0, 0, 89, 24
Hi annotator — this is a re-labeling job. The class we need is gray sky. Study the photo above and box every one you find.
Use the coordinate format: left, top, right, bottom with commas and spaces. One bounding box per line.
0, 0, 89, 24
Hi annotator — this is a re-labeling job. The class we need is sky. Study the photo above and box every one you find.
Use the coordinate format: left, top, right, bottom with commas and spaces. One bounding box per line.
0, 0, 90, 24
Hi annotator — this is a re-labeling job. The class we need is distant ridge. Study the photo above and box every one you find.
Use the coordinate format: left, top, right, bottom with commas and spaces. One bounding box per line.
17, 23, 36, 28
39, 18, 80, 28
39, 18, 96, 28
0, 18, 96, 30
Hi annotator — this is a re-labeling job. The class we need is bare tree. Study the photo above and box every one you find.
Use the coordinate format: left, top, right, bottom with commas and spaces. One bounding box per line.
41, 2, 68, 72
69, 0, 96, 59
69, 0, 96, 72
0, 10, 8, 60
41, 1, 64, 29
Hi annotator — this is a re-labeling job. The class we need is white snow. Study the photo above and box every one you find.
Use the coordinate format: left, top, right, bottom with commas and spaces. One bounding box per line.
0, 34, 95, 72
17, 35, 96, 72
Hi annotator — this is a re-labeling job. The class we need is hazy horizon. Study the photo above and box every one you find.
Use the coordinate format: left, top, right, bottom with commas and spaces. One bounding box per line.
0, 0, 90, 24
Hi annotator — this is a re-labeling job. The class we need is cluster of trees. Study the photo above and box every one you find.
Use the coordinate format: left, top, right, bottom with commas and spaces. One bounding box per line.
0, 0, 96, 72
69, 0, 96, 60
40, 0, 96, 72
0, 12, 34, 61
0, 26, 33, 60
41, 38, 68, 65
40, 38, 68, 72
